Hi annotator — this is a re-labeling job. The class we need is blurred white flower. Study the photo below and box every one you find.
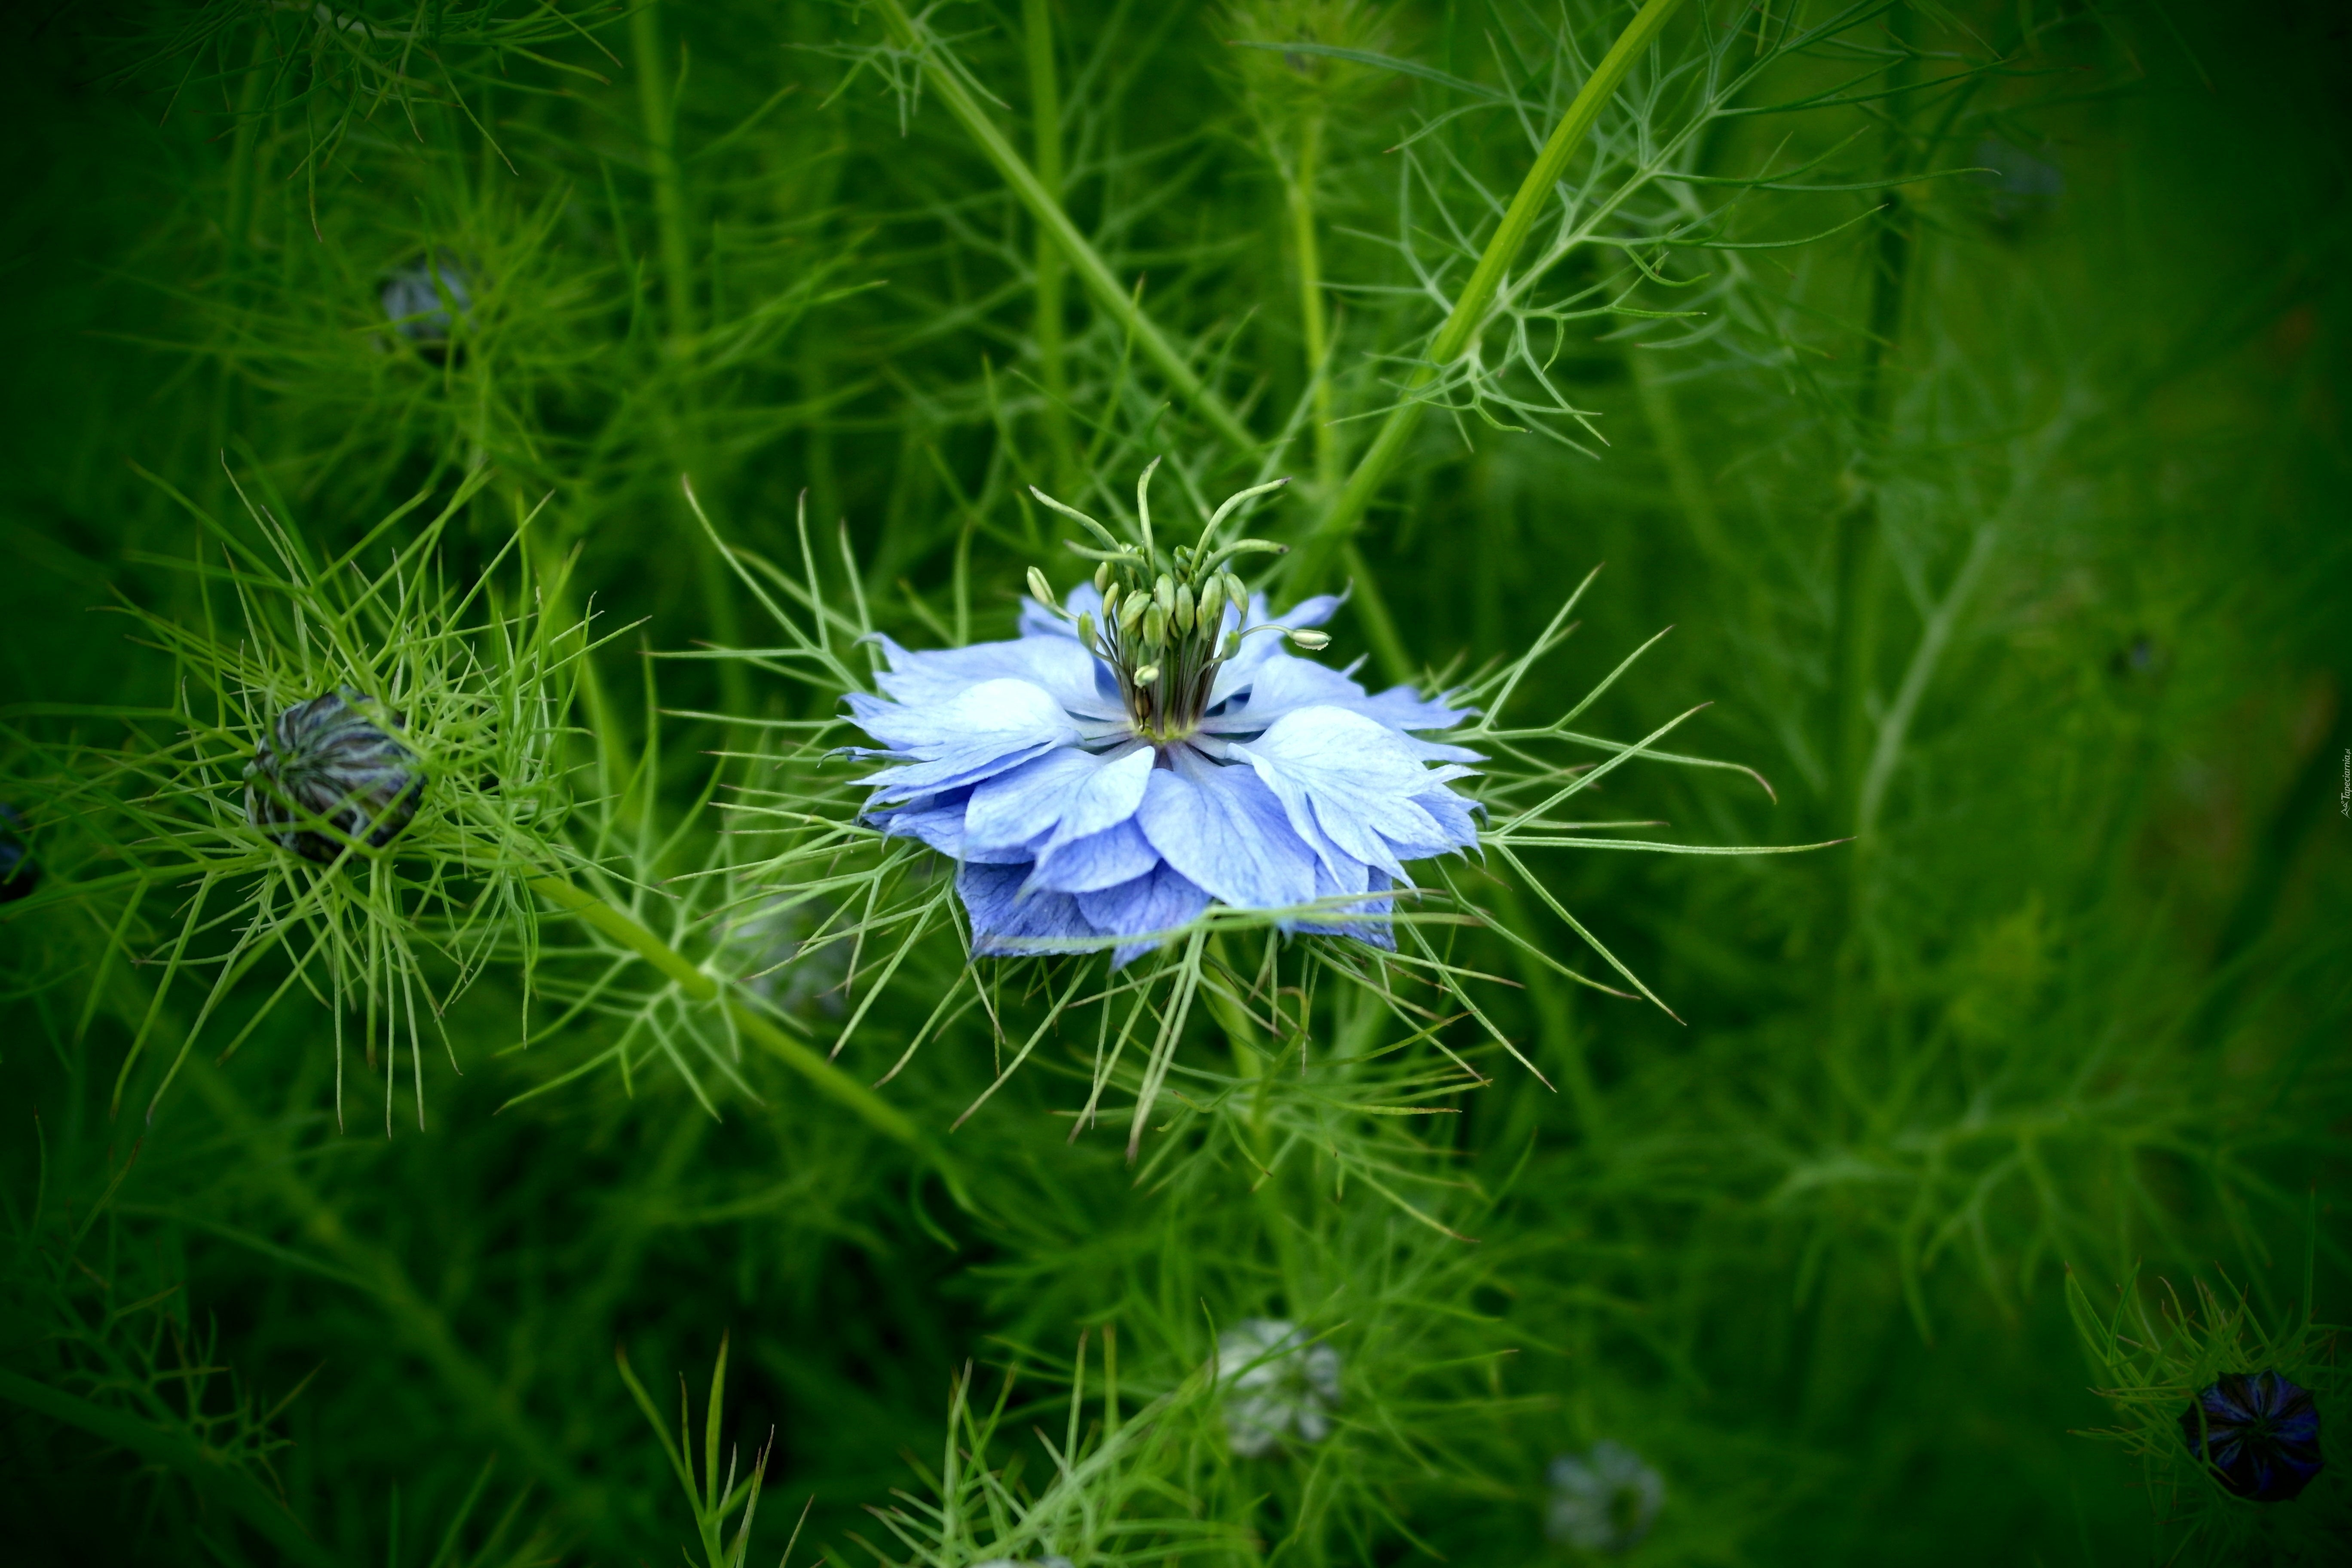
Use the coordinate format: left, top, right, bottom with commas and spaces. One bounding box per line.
1547, 1440, 1664, 1553
1214, 1318, 1341, 1457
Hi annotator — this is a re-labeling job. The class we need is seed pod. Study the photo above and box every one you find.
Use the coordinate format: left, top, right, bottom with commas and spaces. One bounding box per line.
2180, 1370, 2324, 1502
0, 802, 37, 904
1143, 603, 1168, 646
1093, 561, 1112, 593
1155, 574, 1176, 616
1195, 575, 1225, 633
245, 687, 425, 864
1027, 566, 1055, 607
1174, 583, 1196, 635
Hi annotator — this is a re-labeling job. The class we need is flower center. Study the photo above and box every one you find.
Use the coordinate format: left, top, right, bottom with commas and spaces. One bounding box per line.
1025, 465, 1327, 751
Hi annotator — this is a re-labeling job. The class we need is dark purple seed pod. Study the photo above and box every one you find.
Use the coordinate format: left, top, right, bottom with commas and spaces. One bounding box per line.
2179, 1369, 2324, 1502
0, 801, 37, 903
245, 688, 425, 864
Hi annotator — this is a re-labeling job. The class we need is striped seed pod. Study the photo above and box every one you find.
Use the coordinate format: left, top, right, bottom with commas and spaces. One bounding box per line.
245, 688, 426, 864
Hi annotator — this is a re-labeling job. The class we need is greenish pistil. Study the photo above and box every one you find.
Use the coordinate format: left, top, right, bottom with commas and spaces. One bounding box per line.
1026, 463, 1327, 750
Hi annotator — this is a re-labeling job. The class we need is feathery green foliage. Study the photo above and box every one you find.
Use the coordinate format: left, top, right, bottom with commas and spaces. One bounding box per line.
3, 3, 2346, 1565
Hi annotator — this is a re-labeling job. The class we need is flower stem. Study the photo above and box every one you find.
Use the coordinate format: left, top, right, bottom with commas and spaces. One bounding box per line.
1291, 0, 1690, 592
1284, 111, 1338, 494
524, 875, 969, 1203
1023, 0, 1077, 489
870, 0, 1256, 456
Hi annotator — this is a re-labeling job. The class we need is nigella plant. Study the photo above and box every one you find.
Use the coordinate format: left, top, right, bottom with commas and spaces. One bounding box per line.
702, 463, 1821, 1191
848, 464, 1478, 965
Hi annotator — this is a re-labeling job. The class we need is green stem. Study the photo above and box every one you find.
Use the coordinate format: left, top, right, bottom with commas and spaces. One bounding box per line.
525, 875, 968, 1203
1023, 0, 1076, 487
1293, 0, 1690, 591
1285, 112, 1338, 493
631, 2, 751, 726
871, 0, 1255, 455
631, 0, 697, 346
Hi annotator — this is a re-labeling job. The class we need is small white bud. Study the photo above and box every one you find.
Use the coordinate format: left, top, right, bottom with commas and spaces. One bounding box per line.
1134, 664, 1161, 686
1027, 567, 1055, 607
1287, 629, 1330, 651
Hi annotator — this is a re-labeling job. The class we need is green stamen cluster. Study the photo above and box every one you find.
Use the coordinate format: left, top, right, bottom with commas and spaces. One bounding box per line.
1029, 462, 1329, 745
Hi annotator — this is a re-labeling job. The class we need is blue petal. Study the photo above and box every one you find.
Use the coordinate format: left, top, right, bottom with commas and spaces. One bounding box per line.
1075, 861, 1213, 965
857, 678, 1084, 802
1019, 581, 1109, 641
956, 861, 1099, 955
1293, 864, 1397, 950
1135, 747, 1319, 909
870, 631, 1124, 722
1231, 706, 1479, 880
1029, 817, 1162, 894
962, 744, 1134, 855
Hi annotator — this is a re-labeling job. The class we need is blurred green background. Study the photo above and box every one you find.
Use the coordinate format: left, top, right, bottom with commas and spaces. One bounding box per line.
2, 2, 2345, 1564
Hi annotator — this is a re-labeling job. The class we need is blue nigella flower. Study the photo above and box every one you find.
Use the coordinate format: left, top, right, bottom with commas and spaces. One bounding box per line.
1547, 1440, 1665, 1553
381, 251, 475, 348
845, 475, 1479, 965
2179, 1369, 2324, 1502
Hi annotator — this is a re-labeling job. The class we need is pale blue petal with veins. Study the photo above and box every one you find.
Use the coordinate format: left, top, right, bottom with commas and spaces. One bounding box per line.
851, 586, 1480, 965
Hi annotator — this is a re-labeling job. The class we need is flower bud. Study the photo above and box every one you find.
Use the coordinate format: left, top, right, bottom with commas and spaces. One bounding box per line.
1134, 664, 1160, 687
1223, 572, 1249, 614
1221, 629, 1241, 660
1287, 629, 1330, 651
1101, 580, 1122, 622
2180, 1370, 2324, 1501
0, 801, 37, 904
1027, 566, 1055, 607
1093, 561, 1112, 592
1143, 603, 1168, 646
1155, 574, 1176, 617
1174, 583, 1196, 635
245, 687, 425, 864
1076, 611, 1096, 649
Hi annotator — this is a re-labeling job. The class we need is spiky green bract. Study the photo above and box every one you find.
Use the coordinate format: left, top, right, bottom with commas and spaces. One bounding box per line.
2068, 1238, 2349, 1560
0, 469, 606, 1127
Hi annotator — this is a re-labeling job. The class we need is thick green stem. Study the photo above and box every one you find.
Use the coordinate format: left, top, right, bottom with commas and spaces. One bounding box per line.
1024, 0, 1076, 487
525, 875, 968, 1204
872, 0, 1255, 455
1292, 0, 1689, 591
631, 1, 696, 347
631, 2, 750, 725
